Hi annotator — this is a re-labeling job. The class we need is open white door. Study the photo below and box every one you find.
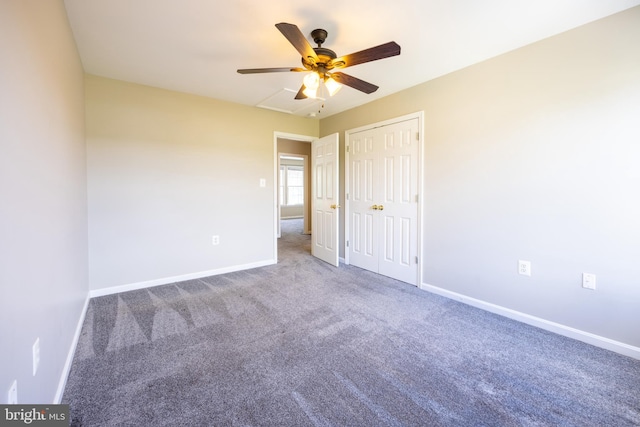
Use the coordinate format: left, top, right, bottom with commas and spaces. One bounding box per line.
311, 133, 339, 267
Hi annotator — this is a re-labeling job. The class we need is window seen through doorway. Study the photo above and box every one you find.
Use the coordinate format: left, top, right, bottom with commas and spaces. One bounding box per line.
280, 159, 304, 206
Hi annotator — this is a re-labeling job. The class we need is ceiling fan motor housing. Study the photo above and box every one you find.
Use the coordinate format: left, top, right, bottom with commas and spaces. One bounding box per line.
311, 28, 328, 46
302, 29, 340, 75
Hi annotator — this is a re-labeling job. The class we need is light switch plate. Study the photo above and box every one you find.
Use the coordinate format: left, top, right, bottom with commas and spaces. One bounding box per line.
582, 273, 596, 290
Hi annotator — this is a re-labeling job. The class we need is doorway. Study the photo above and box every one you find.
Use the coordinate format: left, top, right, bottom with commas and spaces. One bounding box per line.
273, 132, 315, 261
278, 152, 309, 235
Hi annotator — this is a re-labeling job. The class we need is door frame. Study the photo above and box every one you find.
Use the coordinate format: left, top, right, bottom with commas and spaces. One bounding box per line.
344, 111, 425, 286
273, 132, 316, 262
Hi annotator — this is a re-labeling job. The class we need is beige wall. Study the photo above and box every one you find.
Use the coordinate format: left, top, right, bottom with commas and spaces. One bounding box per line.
86, 75, 318, 291
0, 0, 88, 403
321, 7, 640, 348
278, 138, 312, 232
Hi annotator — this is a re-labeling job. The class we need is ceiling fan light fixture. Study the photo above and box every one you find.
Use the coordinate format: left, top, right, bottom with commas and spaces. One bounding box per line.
302, 85, 318, 98
324, 77, 342, 96
302, 72, 320, 98
303, 72, 320, 90
237, 23, 401, 101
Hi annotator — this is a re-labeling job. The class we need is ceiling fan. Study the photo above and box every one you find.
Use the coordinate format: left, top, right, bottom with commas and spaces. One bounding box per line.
237, 23, 401, 100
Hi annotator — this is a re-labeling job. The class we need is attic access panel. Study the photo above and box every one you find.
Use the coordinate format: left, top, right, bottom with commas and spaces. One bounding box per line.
256, 88, 324, 117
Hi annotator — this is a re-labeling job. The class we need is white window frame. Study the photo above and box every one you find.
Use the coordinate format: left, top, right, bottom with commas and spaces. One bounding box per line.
279, 163, 304, 206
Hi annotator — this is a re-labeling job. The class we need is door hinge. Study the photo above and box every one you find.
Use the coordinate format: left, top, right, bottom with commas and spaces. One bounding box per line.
346, 240, 350, 247
415, 256, 419, 264
346, 193, 350, 200
416, 132, 419, 141
346, 146, 350, 153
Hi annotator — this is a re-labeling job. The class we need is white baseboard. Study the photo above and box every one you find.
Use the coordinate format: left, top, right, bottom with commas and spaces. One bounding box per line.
420, 283, 640, 360
89, 259, 277, 298
54, 293, 91, 403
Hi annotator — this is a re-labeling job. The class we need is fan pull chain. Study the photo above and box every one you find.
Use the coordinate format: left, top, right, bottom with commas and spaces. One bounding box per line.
317, 82, 326, 114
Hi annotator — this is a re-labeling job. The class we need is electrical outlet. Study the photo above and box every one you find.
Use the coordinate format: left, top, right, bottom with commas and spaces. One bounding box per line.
8, 380, 17, 404
33, 337, 40, 376
259, 178, 266, 188
518, 260, 531, 276
212, 235, 220, 245
583, 273, 596, 290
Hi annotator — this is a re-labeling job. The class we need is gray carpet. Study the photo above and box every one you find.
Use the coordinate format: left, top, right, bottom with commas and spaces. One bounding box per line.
63, 218, 640, 426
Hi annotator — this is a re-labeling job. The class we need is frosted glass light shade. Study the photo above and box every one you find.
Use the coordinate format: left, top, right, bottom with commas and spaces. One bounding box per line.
302, 85, 317, 98
302, 72, 320, 98
324, 77, 342, 96
303, 72, 320, 89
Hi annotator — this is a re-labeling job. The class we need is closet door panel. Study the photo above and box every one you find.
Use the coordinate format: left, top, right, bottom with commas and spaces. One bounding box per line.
377, 119, 419, 284
349, 132, 379, 272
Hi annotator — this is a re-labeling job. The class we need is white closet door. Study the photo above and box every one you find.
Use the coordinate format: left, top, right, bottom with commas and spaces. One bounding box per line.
348, 118, 419, 284
349, 131, 379, 272
377, 120, 419, 284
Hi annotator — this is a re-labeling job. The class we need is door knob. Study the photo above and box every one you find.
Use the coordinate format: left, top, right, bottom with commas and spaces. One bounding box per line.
330, 204, 341, 209
371, 205, 379, 210
378, 205, 384, 211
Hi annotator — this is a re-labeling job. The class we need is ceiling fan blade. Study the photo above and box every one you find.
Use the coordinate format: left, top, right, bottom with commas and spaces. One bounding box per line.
237, 67, 306, 74
331, 72, 379, 94
294, 85, 307, 100
275, 23, 319, 63
330, 41, 401, 69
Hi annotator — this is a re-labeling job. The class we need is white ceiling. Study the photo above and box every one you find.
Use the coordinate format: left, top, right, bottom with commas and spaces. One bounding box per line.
63, 0, 640, 118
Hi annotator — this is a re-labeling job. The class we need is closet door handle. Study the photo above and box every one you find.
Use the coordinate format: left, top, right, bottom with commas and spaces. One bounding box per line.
330, 204, 340, 209
378, 205, 384, 211
371, 205, 379, 210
